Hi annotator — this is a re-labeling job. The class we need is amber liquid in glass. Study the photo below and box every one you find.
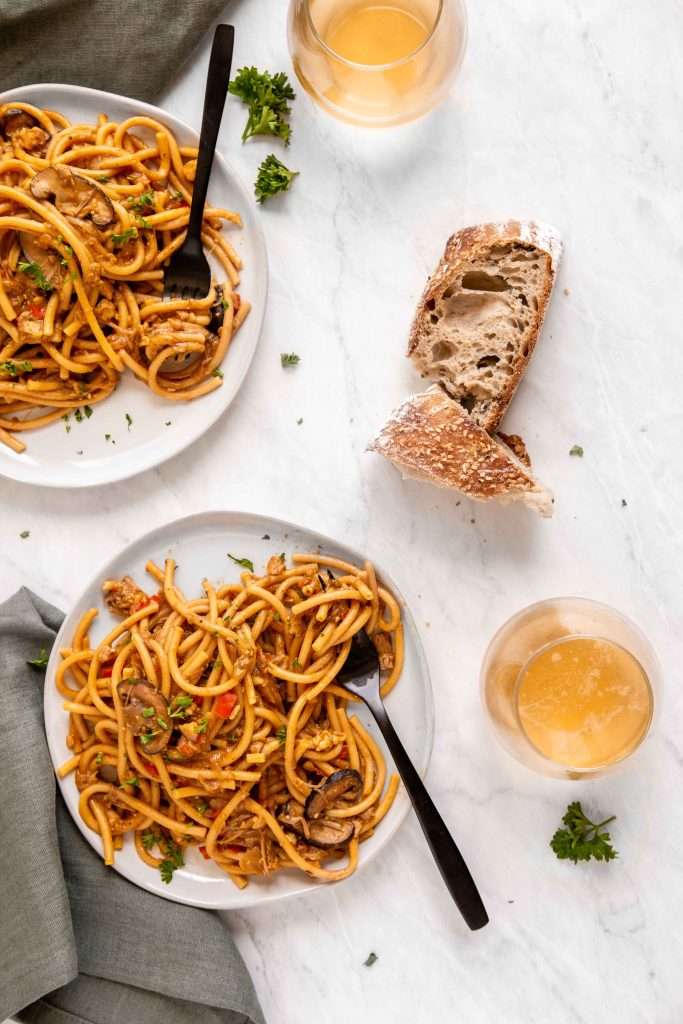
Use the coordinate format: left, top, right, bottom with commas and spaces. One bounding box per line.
288, 0, 466, 127
516, 636, 653, 770
324, 4, 430, 64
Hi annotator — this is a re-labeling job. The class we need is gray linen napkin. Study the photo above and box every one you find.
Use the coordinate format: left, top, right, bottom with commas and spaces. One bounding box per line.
0, 0, 227, 102
0, 588, 265, 1024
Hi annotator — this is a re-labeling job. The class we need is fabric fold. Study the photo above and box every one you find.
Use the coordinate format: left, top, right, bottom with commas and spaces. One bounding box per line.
0, 0, 227, 102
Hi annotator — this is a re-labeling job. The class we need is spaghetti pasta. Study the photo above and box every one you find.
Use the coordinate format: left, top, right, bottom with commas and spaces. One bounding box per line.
56, 552, 403, 886
0, 102, 250, 452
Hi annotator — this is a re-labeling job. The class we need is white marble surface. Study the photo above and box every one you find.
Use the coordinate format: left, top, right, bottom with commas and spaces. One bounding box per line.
3, 1, 683, 1021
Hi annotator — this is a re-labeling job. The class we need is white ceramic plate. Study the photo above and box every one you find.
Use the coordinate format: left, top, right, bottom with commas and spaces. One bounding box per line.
0, 84, 267, 488
44, 511, 434, 909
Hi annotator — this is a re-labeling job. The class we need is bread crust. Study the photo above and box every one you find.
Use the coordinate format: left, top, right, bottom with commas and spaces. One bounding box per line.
407, 220, 562, 432
368, 385, 554, 516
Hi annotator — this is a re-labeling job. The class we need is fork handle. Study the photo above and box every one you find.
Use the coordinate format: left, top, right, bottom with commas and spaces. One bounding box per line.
366, 699, 489, 931
187, 24, 235, 242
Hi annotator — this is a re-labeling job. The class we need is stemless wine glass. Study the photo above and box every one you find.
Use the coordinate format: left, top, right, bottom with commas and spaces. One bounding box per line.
480, 598, 659, 780
287, 0, 468, 127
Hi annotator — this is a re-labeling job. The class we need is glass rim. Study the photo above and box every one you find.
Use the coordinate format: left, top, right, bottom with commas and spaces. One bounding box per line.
303, 0, 447, 72
512, 632, 654, 775
483, 595, 658, 668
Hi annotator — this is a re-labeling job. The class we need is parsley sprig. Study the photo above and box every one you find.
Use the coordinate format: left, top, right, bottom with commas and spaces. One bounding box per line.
27, 647, 50, 669
17, 259, 53, 293
550, 801, 618, 864
255, 154, 298, 204
229, 67, 295, 144
159, 837, 185, 883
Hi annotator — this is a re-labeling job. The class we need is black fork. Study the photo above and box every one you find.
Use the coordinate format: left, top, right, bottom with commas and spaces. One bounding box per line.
163, 24, 235, 301
339, 630, 489, 931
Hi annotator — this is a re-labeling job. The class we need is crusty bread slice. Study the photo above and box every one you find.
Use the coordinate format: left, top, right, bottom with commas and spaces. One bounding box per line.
407, 220, 562, 432
369, 385, 554, 516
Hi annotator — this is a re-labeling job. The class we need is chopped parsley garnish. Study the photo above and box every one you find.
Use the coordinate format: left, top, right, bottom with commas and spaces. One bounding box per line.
165, 421, 172, 427
196, 716, 209, 734
95, 752, 103, 766
97, 175, 111, 183
195, 799, 209, 814
229, 67, 295, 144
156, 717, 168, 730
62, 414, 71, 433
550, 802, 617, 864
125, 413, 133, 430
169, 695, 193, 718
119, 776, 139, 789
17, 258, 53, 292
139, 731, 157, 745
141, 706, 155, 719
221, 297, 230, 310
111, 227, 138, 247
255, 154, 298, 204
104, 433, 112, 442
128, 191, 154, 214
569, 444, 584, 457
292, 658, 301, 669
140, 829, 161, 850
280, 352, 300, 367
276, 725, 287, 745
296, 417, 303, 425
212, 367, 224, 378
364, 952, 378, 968
1, 359, 33, 376
55, 237, 73, 265
19, 530, 29, 539
621, 498, 627, 507
27, 647, 49, 669
159, 838, 184, 883
228, 553, 254, 572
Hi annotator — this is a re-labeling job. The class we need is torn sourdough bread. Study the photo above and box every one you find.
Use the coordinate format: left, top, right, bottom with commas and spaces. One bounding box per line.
370, 221, 562, 516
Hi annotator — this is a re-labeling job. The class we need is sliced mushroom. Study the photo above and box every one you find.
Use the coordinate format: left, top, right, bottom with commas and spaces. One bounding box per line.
208, 284, 225, 335
118, 679, 172, 754
0, 110, 36, 137
98, 762, 119, 784
19, 232, 63, 288
279, 801, 355, 848
304, 768, 363, 820
30, 165, 114, 227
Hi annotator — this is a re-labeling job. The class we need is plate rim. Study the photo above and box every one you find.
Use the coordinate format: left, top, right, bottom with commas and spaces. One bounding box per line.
0, 82, 268, 489
44, 509, 434, 909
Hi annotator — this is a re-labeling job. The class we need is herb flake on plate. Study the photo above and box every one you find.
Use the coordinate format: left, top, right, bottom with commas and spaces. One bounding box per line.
228, 553, 254, 572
